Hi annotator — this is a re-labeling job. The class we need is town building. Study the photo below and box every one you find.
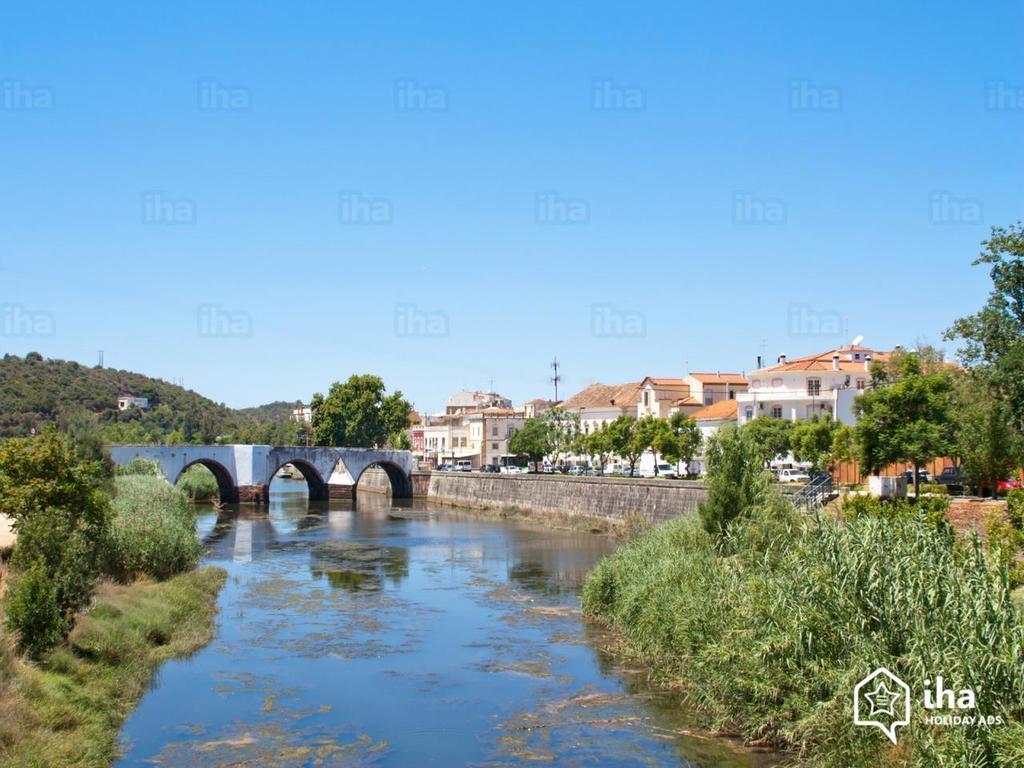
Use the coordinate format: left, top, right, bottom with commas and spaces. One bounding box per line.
117, 394, 151, 411
445, 390, 513, 415
636, 378, 701, 419
522, 398, 557, 419
683, 372, 748, 406
560, 382, 642, 434
735, 344, 889, 426
291, 403, 313, 422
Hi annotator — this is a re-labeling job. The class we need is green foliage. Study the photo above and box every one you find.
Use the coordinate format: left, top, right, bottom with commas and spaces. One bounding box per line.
951, 373, 1024, 495
0, 567, 226, 768
918, 482, 948, 495
0, 431, 112, 658
946, 222, 1024, 435
107, 476, 199, 581
311, 374, 410, 448
741, 416, 793, 465
540, 407, 582, 461
840, 494, 951, 529
508, 418, 551, 467
853, 352, 954, 492
114, 457, 162, 476
791, 415, 840, 470
581, 423, 613, 470
657, 412, 702, 471
583, 505, 1024, 767
389, 429, 413, 450
175, 464, 220, 501
698, 424, 771, 539
605, 415, 643, 471
1008, 488, 1024, 529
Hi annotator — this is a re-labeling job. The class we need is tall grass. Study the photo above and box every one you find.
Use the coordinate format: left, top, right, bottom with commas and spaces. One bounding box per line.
175, 463, 219, 501
107, 476, 199, 581
583, 498, 1024, 766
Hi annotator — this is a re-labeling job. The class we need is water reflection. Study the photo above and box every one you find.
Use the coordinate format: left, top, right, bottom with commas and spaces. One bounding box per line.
116, 480, 778, 768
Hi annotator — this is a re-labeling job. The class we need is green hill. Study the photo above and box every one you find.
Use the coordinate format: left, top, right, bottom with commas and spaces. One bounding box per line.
0, 353, 307, 445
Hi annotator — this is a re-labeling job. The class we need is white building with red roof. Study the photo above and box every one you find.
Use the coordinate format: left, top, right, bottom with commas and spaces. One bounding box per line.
735, 344, 890, 426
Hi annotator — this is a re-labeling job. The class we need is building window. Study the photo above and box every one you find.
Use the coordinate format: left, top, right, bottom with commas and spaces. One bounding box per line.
807, 378, 821, 396
491, 425, 498, 436
856, 378, 866, 390
771, 406, 783, 419
491, 442, 498, 450
643, 391, 650, 406
729, 390, 735, 399
704, 395, 713, 405
744, 407, 754, 421
771, 378, 783, 388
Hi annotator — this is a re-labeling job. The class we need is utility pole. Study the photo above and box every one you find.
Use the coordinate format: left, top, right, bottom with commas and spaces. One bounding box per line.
550, 357, 561, 402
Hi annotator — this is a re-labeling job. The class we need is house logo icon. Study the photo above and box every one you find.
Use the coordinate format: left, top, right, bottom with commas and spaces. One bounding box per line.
854, 667, 911, 743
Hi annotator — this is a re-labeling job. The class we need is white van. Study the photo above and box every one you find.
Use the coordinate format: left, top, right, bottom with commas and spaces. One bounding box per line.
456, 460, 473, 472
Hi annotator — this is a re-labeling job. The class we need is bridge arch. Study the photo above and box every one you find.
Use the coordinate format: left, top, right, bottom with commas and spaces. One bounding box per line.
270, 459, 328, 501
355, 460, 413, 499
174, 459, 238, 503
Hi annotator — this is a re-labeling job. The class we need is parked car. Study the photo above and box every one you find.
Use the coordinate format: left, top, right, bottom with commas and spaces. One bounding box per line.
778, 468, 811, 483
479, 465, 499, 473
902, 469, 932, 485
935, 466, 967, 485
456, 460, 473, 472
639, 463, 678, 479
567, 466, 589, 476
998, 478, 1023, 492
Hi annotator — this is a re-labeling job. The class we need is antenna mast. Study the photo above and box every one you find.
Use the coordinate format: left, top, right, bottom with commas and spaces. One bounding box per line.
550, 357, 561, 402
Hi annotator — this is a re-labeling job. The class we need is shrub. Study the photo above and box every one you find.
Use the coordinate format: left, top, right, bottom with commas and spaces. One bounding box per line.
107, 476, 199, 581
918, 482, 948, 495
0, 432, 111, 657
1008, 488, 1024, 530
841, 493, 950, 528
175, 464, 219, 501
697, 425, 771, 540
114, 457, 162, 477
584, 496, 1024, 766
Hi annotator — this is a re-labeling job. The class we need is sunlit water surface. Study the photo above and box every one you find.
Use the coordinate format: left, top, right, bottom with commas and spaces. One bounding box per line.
115, 479, 779, 768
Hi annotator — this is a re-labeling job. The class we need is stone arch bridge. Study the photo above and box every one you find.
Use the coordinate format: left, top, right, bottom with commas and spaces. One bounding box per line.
108, 445, 415, 503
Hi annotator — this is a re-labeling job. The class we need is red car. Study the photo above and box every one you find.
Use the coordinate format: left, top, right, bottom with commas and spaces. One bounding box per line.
998, 478, 1023, 492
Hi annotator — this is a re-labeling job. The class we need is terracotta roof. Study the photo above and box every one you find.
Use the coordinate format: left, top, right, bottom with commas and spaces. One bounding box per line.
690, 399, 739, 421
642, 377, 688, 387
561, 382, 642, 410
756, 345, 891, 374
672, 396, 702, 407
688, 372, 748, 385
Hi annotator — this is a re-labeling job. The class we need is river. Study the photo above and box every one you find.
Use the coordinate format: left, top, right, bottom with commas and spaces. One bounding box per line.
115, 479, 778, 768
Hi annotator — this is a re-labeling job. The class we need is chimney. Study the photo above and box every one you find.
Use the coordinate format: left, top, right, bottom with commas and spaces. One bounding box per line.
832, 354, 840, 371
864, 353, 872, 371
894, 344, 903, 354
777, 353, 787, 364
756, 355, 763, 370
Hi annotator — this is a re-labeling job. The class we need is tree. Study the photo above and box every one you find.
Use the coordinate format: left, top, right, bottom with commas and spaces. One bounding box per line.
0, 430, 112, 656
632, 416, 667, 473
790, 415, 840, 471
582, 424, 613, 472
605, 415, 643, 474
310, 375, 411, 448
951, 373, 1024, 495
389, 430, 413, 451
508, 419, 551, 471
853, 352, 954, 496
658, 412, 703, 476
742, 417, 793, 467
946, 222, 1024, 434
541, 408, 582, 465
698, 424, 771, 539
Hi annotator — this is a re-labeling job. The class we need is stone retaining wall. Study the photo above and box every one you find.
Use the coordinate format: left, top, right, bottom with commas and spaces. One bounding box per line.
357, 466, 393, 495
427, 472, 707, 524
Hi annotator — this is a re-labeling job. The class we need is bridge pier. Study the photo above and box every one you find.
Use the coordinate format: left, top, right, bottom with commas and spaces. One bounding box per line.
328, 484, 355, 501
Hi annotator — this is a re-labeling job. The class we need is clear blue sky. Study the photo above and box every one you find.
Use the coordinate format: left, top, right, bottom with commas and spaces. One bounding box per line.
2, 1, 1021, 412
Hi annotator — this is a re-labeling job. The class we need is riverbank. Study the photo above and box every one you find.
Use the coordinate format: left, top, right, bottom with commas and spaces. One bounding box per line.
0, 567, 226, 768
582, 499, 1024, 767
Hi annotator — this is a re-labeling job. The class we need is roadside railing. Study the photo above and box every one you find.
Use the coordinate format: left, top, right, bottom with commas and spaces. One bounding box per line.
794, 474, 834, 510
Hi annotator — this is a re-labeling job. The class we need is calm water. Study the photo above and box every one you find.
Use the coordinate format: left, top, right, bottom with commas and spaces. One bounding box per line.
116, 480, 777, 768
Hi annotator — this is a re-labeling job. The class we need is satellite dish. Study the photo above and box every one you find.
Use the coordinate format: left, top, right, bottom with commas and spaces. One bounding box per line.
851, 334, 864, 346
